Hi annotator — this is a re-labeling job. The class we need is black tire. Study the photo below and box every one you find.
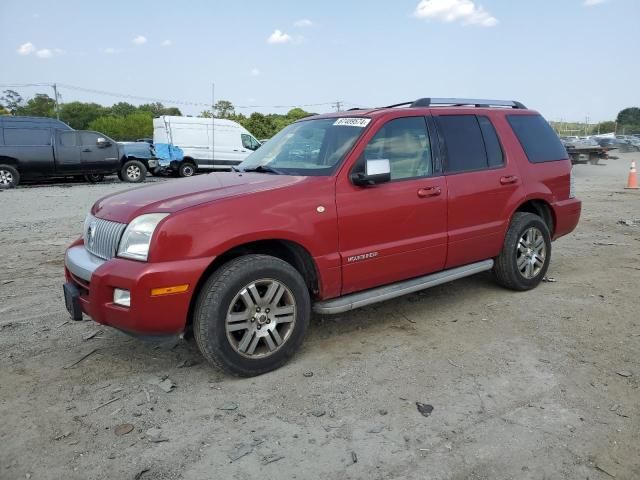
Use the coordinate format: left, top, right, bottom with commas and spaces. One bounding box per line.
493, 212, 551, 291
84, 173, 105, 183
178, 162, 196, 178
0, 165, 20, 188
194, 255, 311, 377
120, 160, 147, 183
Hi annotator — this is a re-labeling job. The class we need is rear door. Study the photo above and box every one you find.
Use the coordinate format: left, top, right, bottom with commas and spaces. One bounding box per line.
433, 113, 522, 268
78, 131, 120, 173
54, 131, 82, 174
336, 115, 448, 294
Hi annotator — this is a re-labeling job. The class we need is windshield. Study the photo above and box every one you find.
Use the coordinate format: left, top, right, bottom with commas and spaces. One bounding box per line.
238, 117, 368, 176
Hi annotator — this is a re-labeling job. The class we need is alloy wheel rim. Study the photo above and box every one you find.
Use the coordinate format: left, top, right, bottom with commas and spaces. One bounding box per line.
127, 165, 141, 179
0, 170, 13, 185
516, 226, 546, 279
225, 278, 296, 358
183, 166, 193, 176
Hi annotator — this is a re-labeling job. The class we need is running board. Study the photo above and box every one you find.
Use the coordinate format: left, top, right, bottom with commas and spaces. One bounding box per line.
313, 259, 494, 315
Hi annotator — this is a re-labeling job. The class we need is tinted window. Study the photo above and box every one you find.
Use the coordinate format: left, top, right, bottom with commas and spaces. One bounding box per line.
59, 132, 76, 147
477, 116, 503, 167
79, 132, 101, 145
363, 117, 432, 180
437, 115, 487, 173
241, 133, 260, 151
4, 128, 51, 146
507, 114, 568, 163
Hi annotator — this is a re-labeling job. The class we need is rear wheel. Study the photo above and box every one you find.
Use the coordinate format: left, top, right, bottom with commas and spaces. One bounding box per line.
194, 255, 310, 377
178, 162, 196, 178
493, 212, 551, 291
120, 160, 146, 183
0, 165, 19, 188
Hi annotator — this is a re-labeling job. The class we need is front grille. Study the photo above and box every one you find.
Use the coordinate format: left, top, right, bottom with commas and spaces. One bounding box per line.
83, 215, 127, 260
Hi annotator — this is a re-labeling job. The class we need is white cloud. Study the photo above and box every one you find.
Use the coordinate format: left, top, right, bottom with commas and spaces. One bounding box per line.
36, 48, 53, 58
414, 0, 498, 27
161, 39, 172, 47
132, 35, 147, 45
267, 29, 292, 44
17, 42, 36, 55
584, 0, 607, 6
250, 68, 261, 76
103, 47, 117, 54
294, 18, 313, 27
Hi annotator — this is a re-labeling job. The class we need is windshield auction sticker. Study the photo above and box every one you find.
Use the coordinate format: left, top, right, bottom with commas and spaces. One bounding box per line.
333, 118, 371, 127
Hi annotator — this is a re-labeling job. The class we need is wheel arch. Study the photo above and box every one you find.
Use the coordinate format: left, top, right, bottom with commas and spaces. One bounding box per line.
0, 156, 20, 167
512, 199, 556, 236
185, 239, 320, 328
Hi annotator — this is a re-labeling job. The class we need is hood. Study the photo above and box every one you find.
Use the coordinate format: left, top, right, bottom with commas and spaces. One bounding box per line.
92, 172, 308, 223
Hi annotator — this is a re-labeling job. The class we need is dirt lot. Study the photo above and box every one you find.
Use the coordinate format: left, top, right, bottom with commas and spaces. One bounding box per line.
1, 155, 639, 480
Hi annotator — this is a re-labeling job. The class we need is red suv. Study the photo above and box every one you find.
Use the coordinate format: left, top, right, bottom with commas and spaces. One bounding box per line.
64, 98, 581, 376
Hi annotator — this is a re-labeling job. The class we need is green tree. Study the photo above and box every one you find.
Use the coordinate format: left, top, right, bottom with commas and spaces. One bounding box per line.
60, 101, 108, 129
591, 121, 617, 135
0, 89, 24, 114
16, 93, 56, 117
110, 102, 137, 117
89, 112, 153, 141
240, 112, 278, 139
0, 105, 9, 115
214, 100, 235, 118
138, 102, 182, 117
616, 107, 640, 126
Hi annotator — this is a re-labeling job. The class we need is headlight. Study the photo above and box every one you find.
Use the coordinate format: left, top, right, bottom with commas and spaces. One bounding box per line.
117, 213, 169, 261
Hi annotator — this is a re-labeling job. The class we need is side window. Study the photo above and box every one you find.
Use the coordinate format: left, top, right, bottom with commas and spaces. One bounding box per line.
241, 134, 261, 151
477, 116, 504, 167
4, 128, 51, 146
363, 117, 432, 180
507, 114, 568, 163
79, 132, 101, 145
436, 115, 487, 174
59, 132, 77, 147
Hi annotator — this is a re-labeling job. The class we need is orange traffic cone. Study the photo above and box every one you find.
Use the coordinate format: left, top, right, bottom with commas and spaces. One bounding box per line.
625, 160, 638, 189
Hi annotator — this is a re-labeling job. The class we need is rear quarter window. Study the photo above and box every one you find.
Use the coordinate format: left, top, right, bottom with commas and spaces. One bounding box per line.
3, 128, 51, 146
507, 114, 568, 163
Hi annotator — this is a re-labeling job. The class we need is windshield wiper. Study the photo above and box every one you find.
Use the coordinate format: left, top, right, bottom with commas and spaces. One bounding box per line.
231, 166, 241, 172
242, 165, 283, 175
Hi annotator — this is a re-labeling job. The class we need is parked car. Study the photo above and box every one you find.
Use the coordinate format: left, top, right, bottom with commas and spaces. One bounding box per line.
118, 141, 160, 179
64, 98, 581, 376
152, 116, 262, 174
0, 116, 139, 187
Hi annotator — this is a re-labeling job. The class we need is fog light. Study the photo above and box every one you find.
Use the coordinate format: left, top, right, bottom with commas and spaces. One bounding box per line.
113, 288, 131, 307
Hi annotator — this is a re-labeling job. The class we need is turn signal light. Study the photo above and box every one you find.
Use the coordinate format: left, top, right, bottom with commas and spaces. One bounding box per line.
150, 284, 189, 297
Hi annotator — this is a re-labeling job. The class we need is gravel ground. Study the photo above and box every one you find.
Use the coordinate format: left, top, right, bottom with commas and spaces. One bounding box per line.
1, 155, 638, 480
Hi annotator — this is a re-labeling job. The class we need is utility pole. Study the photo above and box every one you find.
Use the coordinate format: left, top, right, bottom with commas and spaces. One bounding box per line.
333, 100, 342, 112
211, 82, 215, 164
52, 83, 60, 120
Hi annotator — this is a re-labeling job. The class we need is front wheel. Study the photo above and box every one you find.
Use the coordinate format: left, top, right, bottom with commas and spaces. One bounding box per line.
120, 160, 147, 183
178, 162, 196, 178
194, 255, 310, 377
493, 212, 551, 291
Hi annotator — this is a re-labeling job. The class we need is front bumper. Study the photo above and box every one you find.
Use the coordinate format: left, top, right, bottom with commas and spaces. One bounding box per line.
64, 245, 211, 336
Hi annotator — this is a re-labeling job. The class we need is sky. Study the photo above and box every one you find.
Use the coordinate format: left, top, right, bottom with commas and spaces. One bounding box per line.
1, 0, 638, 122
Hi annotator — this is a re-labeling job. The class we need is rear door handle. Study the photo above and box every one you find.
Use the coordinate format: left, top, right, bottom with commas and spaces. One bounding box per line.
417, 186, 442, 198
82, 148, 92, 152
500, 175, 518, 185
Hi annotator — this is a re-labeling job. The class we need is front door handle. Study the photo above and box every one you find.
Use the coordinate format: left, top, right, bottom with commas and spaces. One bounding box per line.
500, 175, 518, 185
417, 186, 442, 198
82, 148, 92, 153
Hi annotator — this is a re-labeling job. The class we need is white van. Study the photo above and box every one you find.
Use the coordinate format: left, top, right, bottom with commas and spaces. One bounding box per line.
153, 116, 261, 170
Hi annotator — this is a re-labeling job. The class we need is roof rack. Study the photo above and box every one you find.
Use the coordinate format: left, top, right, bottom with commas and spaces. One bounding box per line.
383, 98, 527, 109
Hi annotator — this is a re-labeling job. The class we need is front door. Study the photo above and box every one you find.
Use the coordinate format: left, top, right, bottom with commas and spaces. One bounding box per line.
78, 131, 120, 172
336, 116, 448, 295
54, 131, 82, 174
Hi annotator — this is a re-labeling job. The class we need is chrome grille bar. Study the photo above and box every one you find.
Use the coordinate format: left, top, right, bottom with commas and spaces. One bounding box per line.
83, 214, 127, 260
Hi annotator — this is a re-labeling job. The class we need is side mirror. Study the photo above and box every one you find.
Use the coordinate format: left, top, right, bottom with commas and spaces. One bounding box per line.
96, 137, 110, 147
351, 158, 391, 186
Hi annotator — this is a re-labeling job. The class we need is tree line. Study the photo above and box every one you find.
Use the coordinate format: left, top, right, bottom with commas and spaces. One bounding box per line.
0, 90, 314, 141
